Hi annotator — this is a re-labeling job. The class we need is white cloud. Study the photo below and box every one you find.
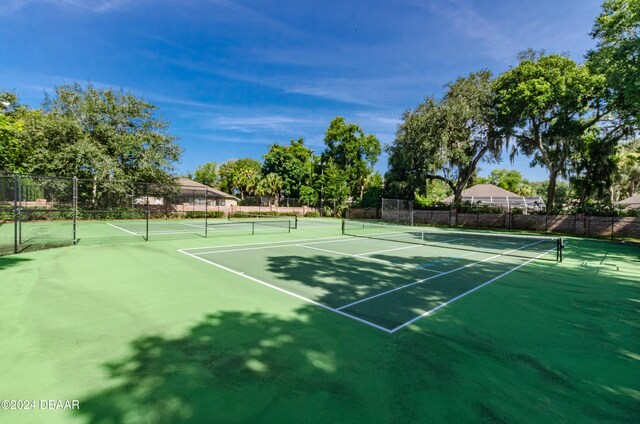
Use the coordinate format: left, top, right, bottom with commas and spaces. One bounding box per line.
210, 115, 313, 132
423, 0, 518, 63
1, 0, 134, 13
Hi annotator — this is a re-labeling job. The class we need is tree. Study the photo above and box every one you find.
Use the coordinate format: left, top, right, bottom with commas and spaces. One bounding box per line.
570, 128, 619, 206
299, 185, 318, 206
320, 160, 350, 209
612, 138, 640, 200
38, 83, 182, 184
256, 173, 283, 205
0, 91, 31, 173
23, 110, 114, 179
413, 180, 452, 207
193, 162, 218, 187
386, 70, 500, 204
323, 117, 381, 201
493, 53, 603, 211
218, 158, 262, 198
262, 138, 315, 197
587, 0, 640, 122
359, 173, 384, 208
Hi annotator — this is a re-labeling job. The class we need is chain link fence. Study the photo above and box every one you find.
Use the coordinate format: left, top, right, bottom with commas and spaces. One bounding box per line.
372, 197, 640, 241
1, 173, 308, 256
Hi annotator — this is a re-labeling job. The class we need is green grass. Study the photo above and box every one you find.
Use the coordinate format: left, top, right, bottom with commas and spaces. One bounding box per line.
0, 218, 638, 423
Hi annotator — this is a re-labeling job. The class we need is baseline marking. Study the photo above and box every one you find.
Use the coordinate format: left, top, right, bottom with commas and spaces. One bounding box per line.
389, 248, 555, 332
178, 249, 392, 333
337, 239, 547, 310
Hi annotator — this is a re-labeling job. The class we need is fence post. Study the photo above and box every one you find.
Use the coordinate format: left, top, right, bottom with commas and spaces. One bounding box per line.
17, 175, 22, 245
611, 215, 614, 240
13, 174, 18, 254
145, 183, 150, 241
204, 188, 208, 238
410, 200, 414, 226
73, 177, 78, 244
545, 213, 548, 233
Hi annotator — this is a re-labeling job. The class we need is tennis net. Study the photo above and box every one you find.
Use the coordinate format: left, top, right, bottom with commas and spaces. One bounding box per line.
342, 220, 561, 261
228, 213, 298, 229
208, 219, 292, 235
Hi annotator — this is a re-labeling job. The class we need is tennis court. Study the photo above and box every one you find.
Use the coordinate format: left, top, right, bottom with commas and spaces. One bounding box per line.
1, 217, 638, 423
180, 221, 561, 332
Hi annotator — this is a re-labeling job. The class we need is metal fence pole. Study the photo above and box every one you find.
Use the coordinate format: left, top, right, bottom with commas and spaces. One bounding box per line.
13, 174, 18, 254
611, 215, 614, 240
17, 175, 22, 245
73, 177, 78, 244
145, 183, 150, 241
204, 188, 208, 238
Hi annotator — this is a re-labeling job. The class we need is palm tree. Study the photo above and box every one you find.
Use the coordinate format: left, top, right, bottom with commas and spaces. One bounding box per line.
236, 168, 260, 199
256, 173, 283, 206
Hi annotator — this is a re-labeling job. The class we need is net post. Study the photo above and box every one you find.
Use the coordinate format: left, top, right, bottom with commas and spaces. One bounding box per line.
73, 177, 78, 244
288, 219, 291, 233
556, 238, 563, 262
341, 219, 345, 235
204, 188, 208, 238
252, 221, 255, 235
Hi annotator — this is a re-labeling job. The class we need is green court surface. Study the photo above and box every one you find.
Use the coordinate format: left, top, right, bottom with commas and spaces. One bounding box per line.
0, 218, 638, 423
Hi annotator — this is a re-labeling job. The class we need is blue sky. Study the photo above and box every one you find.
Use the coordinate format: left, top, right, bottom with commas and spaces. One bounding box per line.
1, 0, 603, 181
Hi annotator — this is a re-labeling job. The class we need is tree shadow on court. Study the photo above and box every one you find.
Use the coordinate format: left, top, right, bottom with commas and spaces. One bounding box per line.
0, 255, 32, 271
73, 301, 639, 424
73, 240, 640, 423
74, 307, 475, 424
264, 253, 546, 329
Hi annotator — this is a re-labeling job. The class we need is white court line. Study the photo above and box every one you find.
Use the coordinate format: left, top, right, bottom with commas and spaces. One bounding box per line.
336, 239, 547, 311
297, 244, 443, 273
178, 222, 205, 229
298, 225, 342, 229
178, 249, 392, 333
180, 235, 351, 252
147, 230, 202, 235
389, 248, 555, 332
189, 236, 371, 255
354, 244, 423, 256
352, 237, 464, 256
106, 222, 140, 236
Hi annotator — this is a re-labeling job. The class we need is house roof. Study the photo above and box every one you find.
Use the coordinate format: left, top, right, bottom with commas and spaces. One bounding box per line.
442, 184, 520, 203
441, 184, 544, 207
615, 194, 640, 208
177, 177, 239, 200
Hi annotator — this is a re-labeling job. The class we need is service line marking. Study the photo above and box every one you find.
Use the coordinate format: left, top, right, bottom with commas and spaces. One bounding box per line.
178, 248, 392, 333
389, 247, 556, 332
336, 239, 546, 311
297, 244, 443, 274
